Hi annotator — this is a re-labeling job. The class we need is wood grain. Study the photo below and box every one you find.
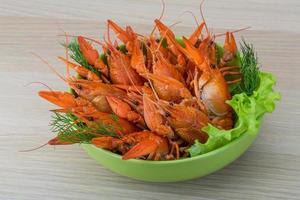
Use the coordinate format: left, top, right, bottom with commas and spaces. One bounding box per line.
0, 1, 299, 200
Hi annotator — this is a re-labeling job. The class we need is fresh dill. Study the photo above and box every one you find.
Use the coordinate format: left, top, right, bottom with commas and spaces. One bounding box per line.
232, 39, 260, 96
111, 113, 119, 122
117, 44, 128, 54
50, 112, 117, 143
66, 38, 101, 77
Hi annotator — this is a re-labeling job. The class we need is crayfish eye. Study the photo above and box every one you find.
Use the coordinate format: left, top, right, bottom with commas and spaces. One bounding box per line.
210, 64, 217, 69
76, 84, 82, 89
168, 101, 174, 106
165, 111, 171, 118
87, 116, 94, 121
123, 142, 131, 148
194, 39, 201, 48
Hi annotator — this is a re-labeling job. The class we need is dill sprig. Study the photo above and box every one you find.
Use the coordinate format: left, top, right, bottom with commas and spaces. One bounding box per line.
111, 113, 119, 122
239, 39, 260, 95
232, 39, 260, 96
66, 38, 101, 77
50, 112, 118, 143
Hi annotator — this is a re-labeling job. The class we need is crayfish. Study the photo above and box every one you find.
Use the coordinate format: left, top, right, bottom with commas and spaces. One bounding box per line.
35, 5, 244, 160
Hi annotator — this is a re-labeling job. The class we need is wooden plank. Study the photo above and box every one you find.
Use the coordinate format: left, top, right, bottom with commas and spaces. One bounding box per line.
0, 1, 299, 199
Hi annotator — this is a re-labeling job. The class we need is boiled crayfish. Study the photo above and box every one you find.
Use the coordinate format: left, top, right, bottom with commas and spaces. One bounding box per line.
38, 14, 243, 160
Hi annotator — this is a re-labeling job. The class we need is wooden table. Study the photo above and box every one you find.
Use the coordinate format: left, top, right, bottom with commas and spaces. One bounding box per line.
1, 0, 299, 199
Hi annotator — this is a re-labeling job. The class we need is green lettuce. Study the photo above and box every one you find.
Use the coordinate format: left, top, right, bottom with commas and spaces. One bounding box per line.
188, 72, 281, 157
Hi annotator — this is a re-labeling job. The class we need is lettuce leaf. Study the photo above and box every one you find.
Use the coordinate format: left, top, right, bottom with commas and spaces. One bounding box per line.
188, 72, 281, 157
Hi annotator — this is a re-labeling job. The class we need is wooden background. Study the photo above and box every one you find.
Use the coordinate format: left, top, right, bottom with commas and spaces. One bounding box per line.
0, 0, 299, 199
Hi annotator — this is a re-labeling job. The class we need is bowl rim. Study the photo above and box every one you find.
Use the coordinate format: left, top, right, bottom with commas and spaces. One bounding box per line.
82, 128, 254, 165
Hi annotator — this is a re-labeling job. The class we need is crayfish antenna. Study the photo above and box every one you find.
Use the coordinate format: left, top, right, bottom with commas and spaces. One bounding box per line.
214, 26, 251, 38
20, 137, 73, 152
55, 25, 71, 79
19, 142, 48, 152
169, 21, 182, 29
32, 52, 67, 83
199, 0, 209, 36
57, 34, 104, 46
157, 0, 166, 22
24, 81, 54, 92
62, 30, 70, 79
178, 10, 199, 26
150, 0, 166, 36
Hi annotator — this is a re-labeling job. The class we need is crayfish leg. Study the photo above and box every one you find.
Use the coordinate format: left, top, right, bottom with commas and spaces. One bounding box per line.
122, 140, 158, 160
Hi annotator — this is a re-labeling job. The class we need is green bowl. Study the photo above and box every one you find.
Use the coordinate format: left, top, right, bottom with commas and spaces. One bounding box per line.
82, 131, 257, 182
79, 38, 280, 182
